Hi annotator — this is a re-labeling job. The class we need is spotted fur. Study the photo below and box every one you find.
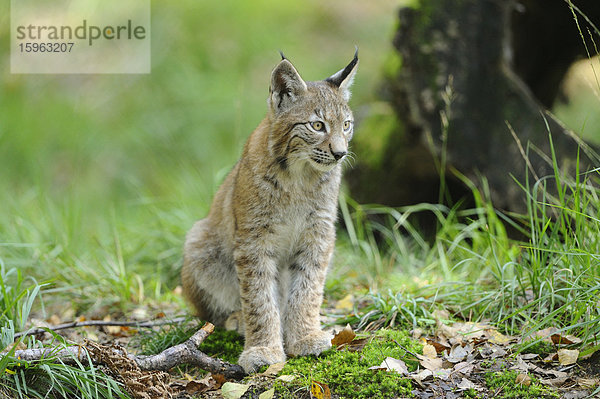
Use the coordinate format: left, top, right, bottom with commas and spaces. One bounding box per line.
182, 52, 358, 373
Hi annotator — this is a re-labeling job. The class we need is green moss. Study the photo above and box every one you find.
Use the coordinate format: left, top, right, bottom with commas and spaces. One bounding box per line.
516, 339, 554, 357
200, 328, 244, 364
404, 0, 421, 9
381, 51, 403, 82
353, 104, 402, 170
133, 320, 200, 356
133, 322, 243, 364
485, 371, 558, 399
277, 329, 419, 399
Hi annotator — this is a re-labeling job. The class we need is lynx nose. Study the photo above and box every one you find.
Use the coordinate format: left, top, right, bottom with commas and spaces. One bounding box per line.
331, 150, 347, 161
329, 143, 347, 161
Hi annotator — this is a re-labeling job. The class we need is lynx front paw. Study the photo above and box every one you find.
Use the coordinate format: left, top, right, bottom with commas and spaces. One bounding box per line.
238, 346, 286, 373
286, 330, 333, 357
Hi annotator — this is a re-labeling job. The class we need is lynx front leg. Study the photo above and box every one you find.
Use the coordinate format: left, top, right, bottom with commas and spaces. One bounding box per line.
235, 247, 286, 373
284, 232, 334, 357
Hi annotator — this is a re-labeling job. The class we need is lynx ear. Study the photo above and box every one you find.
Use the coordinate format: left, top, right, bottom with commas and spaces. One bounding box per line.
325, 48, 359, 101
269, 57, 307, 112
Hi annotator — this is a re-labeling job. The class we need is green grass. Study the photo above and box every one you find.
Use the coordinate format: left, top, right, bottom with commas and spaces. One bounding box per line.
0, 266, 46, 333
0, 331, 130, 399
336, 151, 600, 343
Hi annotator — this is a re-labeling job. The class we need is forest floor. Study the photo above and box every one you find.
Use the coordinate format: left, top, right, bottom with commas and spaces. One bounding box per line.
10, 298, 599, 399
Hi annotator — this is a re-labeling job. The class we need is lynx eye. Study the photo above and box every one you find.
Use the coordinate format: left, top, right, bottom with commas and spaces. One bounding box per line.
343, 120, 353, 131
309, 121, 325, 132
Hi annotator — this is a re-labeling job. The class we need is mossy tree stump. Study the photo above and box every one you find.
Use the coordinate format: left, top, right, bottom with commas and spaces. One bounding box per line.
349, 0, 599, 211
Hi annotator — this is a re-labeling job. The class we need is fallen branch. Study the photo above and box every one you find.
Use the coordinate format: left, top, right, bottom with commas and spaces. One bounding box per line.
12, 322, 246, 380
14, 316, 189, 338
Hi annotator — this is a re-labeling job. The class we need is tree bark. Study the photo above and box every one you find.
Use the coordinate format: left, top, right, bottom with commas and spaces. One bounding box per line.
512, 0, 600, 108
349, 0, 599, 212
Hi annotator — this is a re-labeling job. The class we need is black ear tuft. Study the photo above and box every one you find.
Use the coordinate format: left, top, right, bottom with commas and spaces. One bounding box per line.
325, 48, 359, 101
279, 50, 287, 60
326, 47, 359, 88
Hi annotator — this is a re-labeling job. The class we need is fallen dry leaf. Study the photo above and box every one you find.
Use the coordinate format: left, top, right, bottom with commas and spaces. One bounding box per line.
535, 327, 559, 342
520, 353, 539, 360
487, 329, 512, 345
551, 333, 582, 345
422, 343, 438, 359
530, 364, 568, 379
412, 328, 424, 339
558, 349, 579, 365
277, 375, 296, 382
576, 377, 599, 388
341, 337, 369, 352
479, 343, 507, 359
515, 373, 531, 386
259, 361, 286, 377
543, 352, 558, 363
425, 339, 450, 354
437, 322, 488, 345
172, 373, 224, 395
310, 380, 331, 399
511, 355, 530, 373
102, 315, 127, 336
453, 361, 476, 375
445, 344, 468, 363
258, 388, 275, 399
221, 382, 249, 399
540, 376, 569, 387
432, 309, 451, 321
411, 369, 433, 386
331, 324, 356, 346
376, 357, 409, 375
335, 294, 354, 312
47, 314, 61, 325
212, 374, 226, 389
185, 380, 213, 395
457, 378, 482, 391
432, 368, 452, 380
417, 354, 443, 371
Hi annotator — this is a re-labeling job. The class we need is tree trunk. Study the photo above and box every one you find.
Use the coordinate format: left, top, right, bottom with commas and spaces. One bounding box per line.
349, 0, 599, 212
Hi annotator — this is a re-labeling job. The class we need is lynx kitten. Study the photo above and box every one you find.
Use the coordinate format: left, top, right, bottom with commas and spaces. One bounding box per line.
182, 51, 358, 373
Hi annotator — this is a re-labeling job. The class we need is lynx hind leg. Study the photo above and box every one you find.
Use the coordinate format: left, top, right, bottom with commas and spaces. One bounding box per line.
224, 311, 245, 335
181, 219, 240, 327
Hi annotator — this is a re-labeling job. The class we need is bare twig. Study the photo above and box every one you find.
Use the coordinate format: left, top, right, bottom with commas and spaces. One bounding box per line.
14, 316, 189, 338
393, 339, 421, 359
12, 322, 247, 380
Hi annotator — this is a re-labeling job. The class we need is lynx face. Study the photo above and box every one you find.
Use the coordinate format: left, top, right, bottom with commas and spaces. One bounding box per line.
267, 53, 358, 174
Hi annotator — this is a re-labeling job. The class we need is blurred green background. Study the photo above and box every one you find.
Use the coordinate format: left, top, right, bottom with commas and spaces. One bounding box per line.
1, 1, 400, 207
1, 0, 598, 314
0, 0, 402, 313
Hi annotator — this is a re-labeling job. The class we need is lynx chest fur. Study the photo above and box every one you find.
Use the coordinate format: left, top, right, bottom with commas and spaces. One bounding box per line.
182, 52, 358, 373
